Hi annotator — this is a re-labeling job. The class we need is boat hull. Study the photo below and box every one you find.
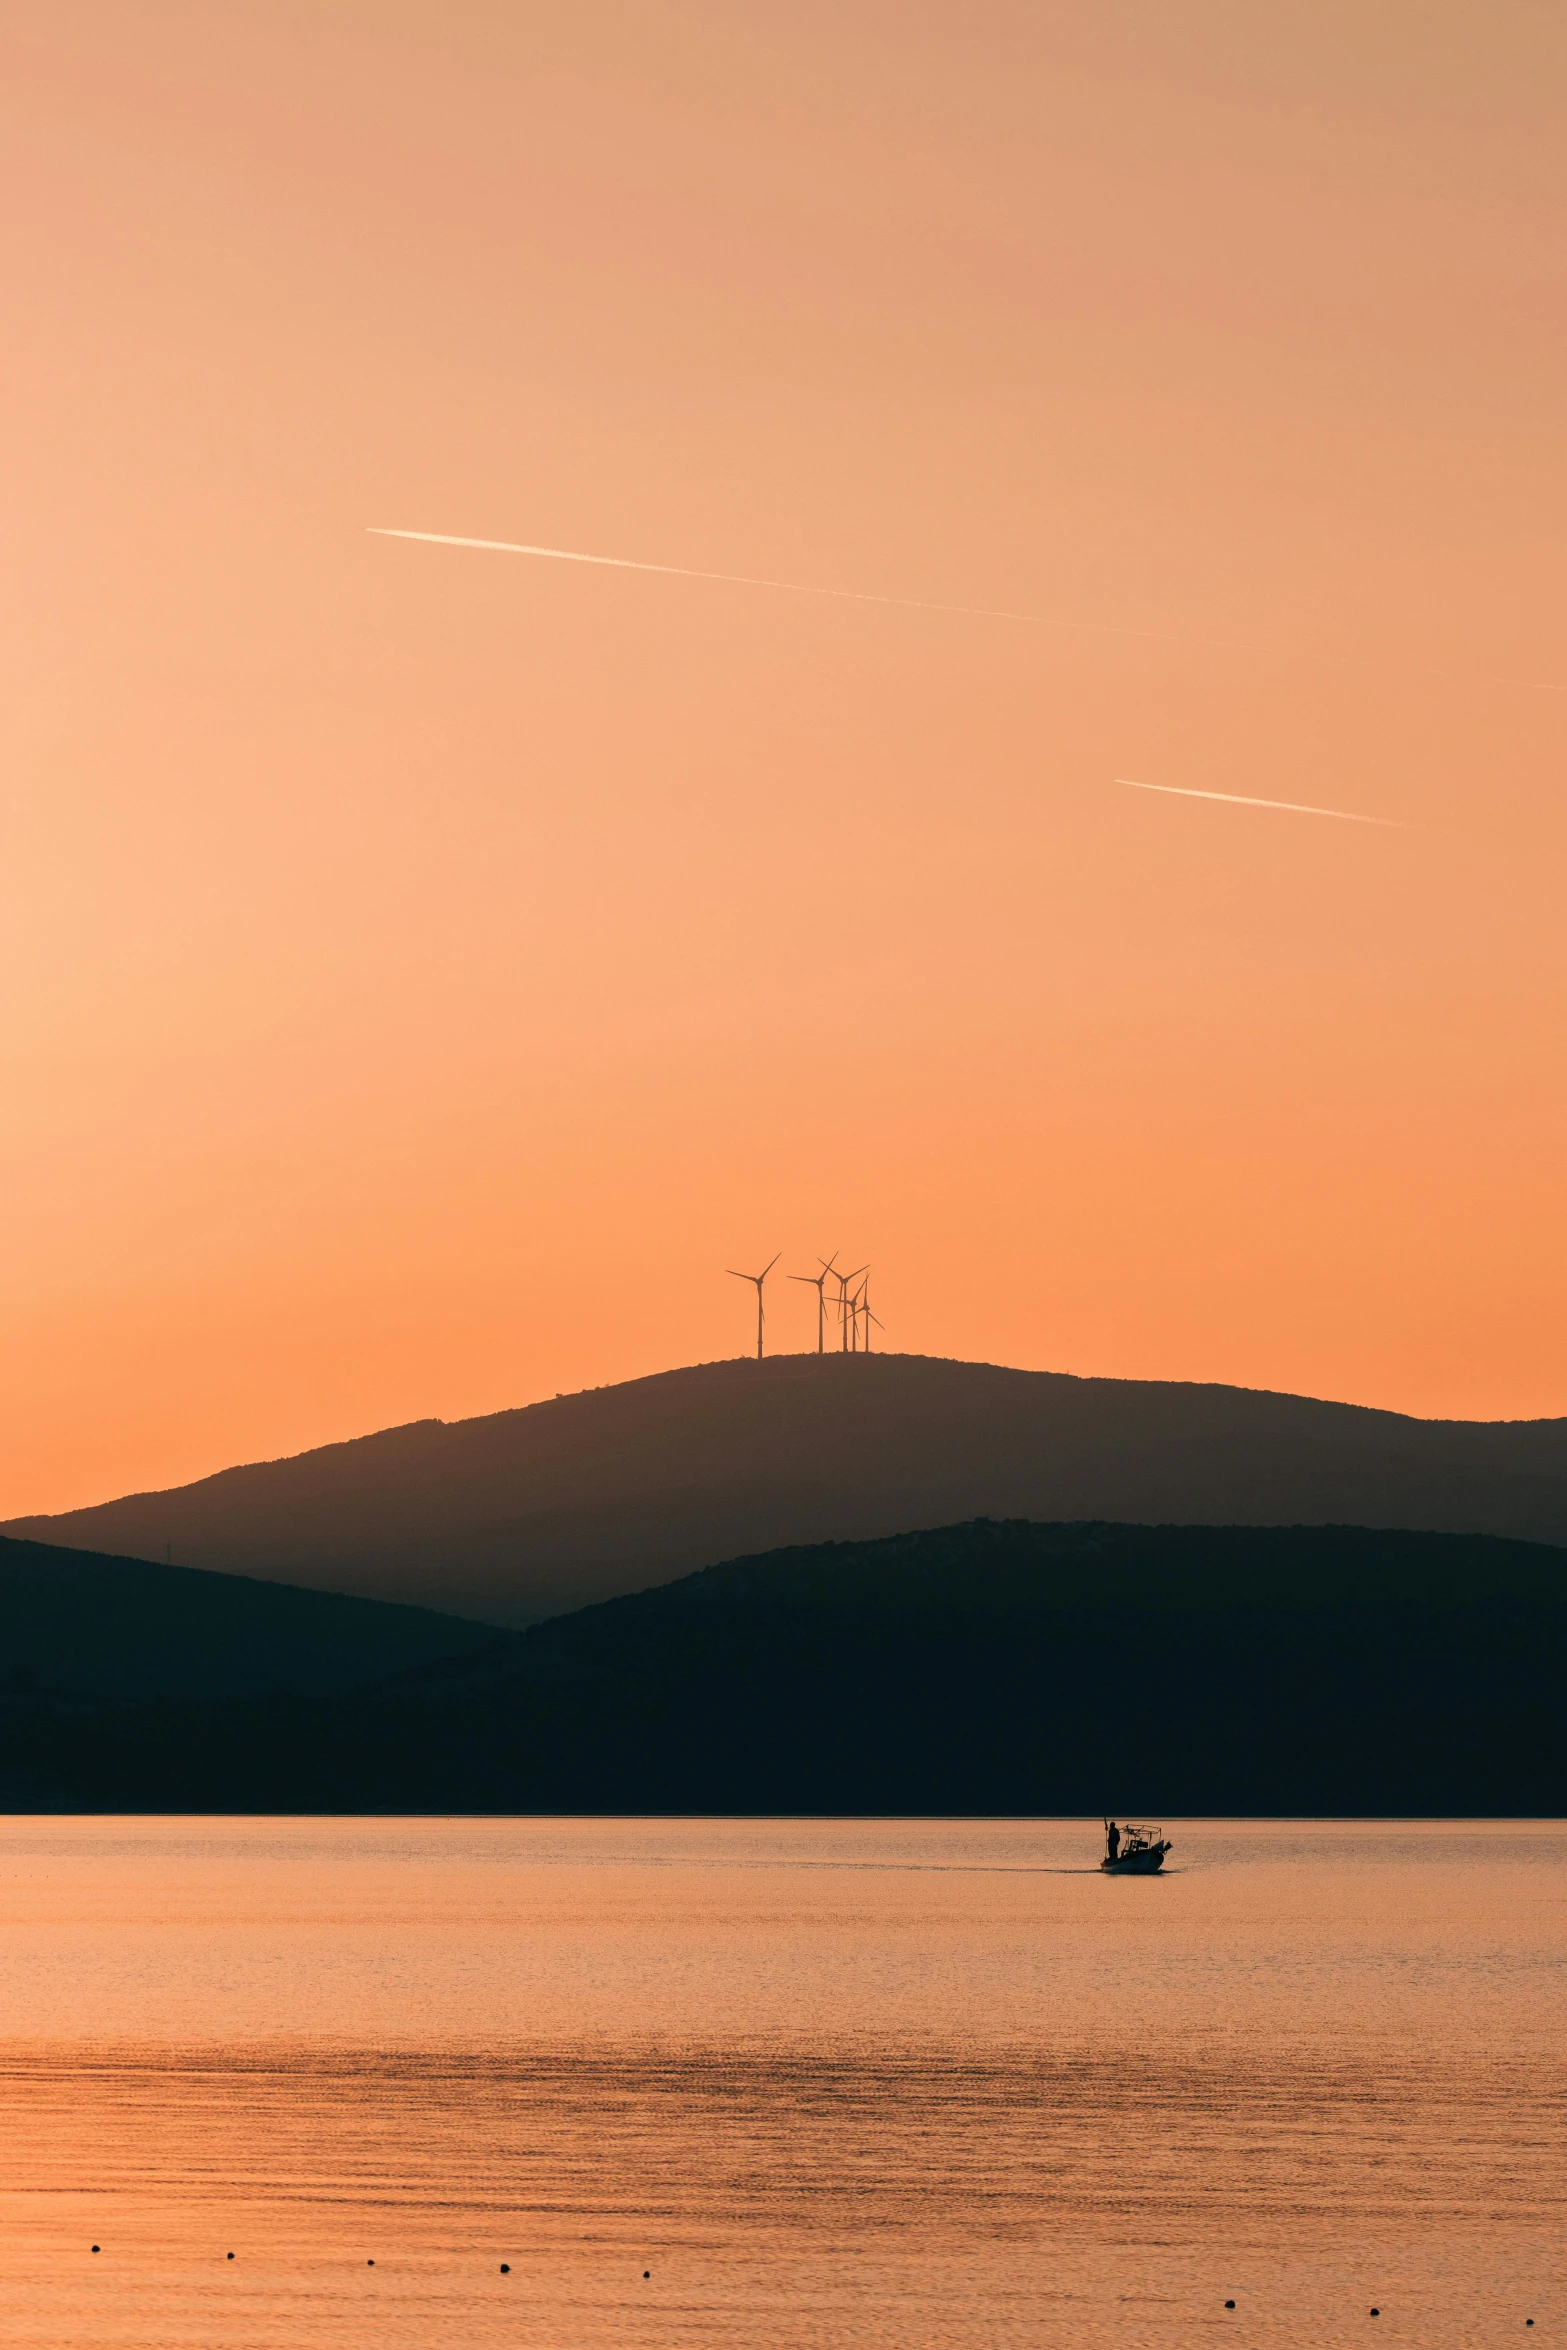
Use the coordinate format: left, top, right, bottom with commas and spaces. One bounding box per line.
1100, 1845, 1169, 1874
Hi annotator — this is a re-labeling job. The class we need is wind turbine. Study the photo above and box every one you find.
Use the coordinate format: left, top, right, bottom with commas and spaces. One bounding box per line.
831, 1263, 868, 1352
858, 1276, 885, 1353
788, 1253, 839, 1354
728, 1253, 781, 1360
848, 1275, 871, 1351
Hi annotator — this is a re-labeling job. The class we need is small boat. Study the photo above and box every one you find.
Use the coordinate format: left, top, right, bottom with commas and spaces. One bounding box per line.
1100, 1822, 1171, 1874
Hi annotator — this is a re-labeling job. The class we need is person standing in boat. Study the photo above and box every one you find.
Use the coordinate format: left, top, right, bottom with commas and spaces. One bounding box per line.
1105, 1819, 1121, 1864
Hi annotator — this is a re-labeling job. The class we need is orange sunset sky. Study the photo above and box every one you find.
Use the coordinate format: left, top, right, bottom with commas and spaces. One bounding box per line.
4, 1, 1566, 1517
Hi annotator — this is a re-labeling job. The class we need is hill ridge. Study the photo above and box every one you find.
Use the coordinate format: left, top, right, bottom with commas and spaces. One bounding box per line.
0, 1532, 497, 1706
10, 1517, 1566, 1814
7, 1353, 1567, 1627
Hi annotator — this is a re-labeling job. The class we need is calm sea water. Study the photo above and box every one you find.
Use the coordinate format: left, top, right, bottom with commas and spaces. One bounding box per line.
0, 1817, 1560, 2347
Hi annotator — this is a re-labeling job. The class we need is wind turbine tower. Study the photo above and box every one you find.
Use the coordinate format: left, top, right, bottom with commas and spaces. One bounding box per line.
728, 1254, 781, 1361
788, 1254, 839, 1354
832, 1264, 868, 1352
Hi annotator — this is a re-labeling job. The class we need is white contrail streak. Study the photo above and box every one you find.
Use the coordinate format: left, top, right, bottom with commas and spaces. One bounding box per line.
369, 531, 1564, 702
366, 528, 1188, 643
1116, 778, 1406, 827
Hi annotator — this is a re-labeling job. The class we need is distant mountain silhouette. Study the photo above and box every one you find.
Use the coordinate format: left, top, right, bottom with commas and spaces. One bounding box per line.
9, 1519, 1566, 1814
6, 1354, 1567, 1626
0, 1535, 496, 1707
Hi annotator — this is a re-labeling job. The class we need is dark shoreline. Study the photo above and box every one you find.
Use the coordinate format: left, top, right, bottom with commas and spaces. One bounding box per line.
5, 1519, 1564, 1816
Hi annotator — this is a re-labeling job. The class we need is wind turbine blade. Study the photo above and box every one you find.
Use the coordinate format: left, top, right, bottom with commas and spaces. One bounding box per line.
760, 1252, 782, 1278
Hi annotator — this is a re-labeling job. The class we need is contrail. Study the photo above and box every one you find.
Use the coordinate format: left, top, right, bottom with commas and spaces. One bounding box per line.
366, 528, 1192, 644
1116, 778, 1406, 827
370, 530, 1567, 700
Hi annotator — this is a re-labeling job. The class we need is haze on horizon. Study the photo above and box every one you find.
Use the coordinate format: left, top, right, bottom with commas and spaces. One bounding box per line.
4, 0, 1565, 1519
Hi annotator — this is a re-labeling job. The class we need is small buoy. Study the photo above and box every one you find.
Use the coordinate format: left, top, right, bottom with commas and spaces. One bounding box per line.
644, 2271, 651, 2280
367, 2259, 375, 2267
1371, 2311, 1380, 2319
1224, 2302, 1235, 2311
500, 2264, 510, 2274
91, 2246, 100, 2255
227, 2253, 235, 2261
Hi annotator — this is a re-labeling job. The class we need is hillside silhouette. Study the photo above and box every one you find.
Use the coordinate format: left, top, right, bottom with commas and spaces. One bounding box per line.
0, 1535, 495, 1707
6, 1353, 1567, 1626
9, 1519, 1566, 1814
